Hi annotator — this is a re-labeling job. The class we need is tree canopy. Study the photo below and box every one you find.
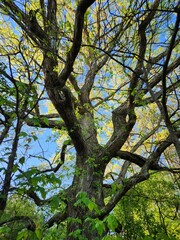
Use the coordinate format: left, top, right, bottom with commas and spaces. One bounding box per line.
0, 0, 179, 239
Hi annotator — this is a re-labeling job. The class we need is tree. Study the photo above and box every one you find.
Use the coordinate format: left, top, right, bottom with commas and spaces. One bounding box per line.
0, 194, 40, 240
0, 0, 179, 239
113, 172, 179, 240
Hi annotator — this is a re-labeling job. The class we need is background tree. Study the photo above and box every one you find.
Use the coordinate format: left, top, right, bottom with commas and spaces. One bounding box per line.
0, 194, 40, 240
113, 172, 179, 240
0, 0, 179, 239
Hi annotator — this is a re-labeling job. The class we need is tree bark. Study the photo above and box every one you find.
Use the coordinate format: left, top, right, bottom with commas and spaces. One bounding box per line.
66, 154, 106, 239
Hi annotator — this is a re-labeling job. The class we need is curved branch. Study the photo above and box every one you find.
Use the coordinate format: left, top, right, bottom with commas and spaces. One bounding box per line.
149, 134, 179, 161
116, 151, 163, 170
129, 0, 160, 105
0, 216, 36, 231
162, 6, 180, 106
56, 0, 96, 88
114, 120, 161, 185
98, 167, 150, 219
102, 102, 136, 159
26, 189, 50, 206
80, 19, 129, 104
46, 210, 68, 228
0, 1, 46, 45
161, 8, 180, 157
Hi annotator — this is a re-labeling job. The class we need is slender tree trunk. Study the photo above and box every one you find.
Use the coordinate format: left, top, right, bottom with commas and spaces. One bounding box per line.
0, 120, 22, 211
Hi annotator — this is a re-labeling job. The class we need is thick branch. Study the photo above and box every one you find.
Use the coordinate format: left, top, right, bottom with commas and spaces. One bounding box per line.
114, 121, 161, 185
99, 147, 179, 219
80, 56, 109, 104
149, 133, 180, 161
0, 1, 46, 45
0, 216, 36, 231
46, 86, 86, 154
56, 0, 96, 88
43, 1, 96, 155
40, 0, 46, 27
98, 165, 150, 219
162, 6, 180, 100
102, 102, 136, 159
26, 189, 49, 206
25, 117, 65, 130
39, 113, 60, 118
46, 210, 68, 228
47, 0, 57, 25
116, 151, 163, 170
101, 1, 160, 161
129, 0, 160, 104
80, 21, 127, 104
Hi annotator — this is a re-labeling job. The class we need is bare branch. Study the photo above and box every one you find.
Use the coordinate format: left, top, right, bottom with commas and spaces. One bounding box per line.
161, 8, 180, 157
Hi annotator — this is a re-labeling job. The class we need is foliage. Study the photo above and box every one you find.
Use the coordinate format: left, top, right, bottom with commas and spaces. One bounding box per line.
0, 0, 179, 239
0, 195, 41, 240
113, 173, 179, 240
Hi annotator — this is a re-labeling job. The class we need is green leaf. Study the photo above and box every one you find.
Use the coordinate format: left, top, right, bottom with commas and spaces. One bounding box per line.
19, 132, 28, 137
35, 229, 42, 240
42, 117, 49, 126
24, 168, 38, 179
105, 214, 118, 232
87, 201, 95, 212
31, 177, 38, 187
0, 225, 11, 234
38, 186, 46, 199
13, 164, 18, 173
32, 134, 38, 141
64, 139, 71, 145
94, 219, 105, 236
51, 195, 59, 210
32, 117, 41, 127
16, 229, 29, 240
19, 156, 25, 165
68, 229, 82, 238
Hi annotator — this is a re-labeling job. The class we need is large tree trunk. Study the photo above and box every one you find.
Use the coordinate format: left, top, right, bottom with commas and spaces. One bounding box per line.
44, 54, 106, 238
66, 154, 106, 239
